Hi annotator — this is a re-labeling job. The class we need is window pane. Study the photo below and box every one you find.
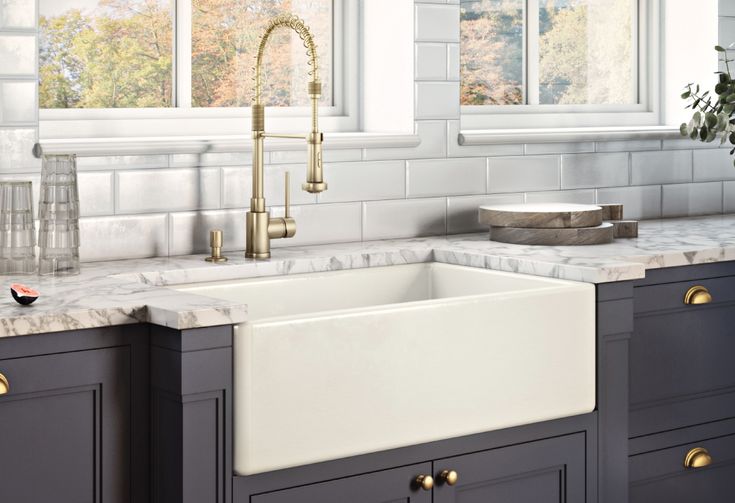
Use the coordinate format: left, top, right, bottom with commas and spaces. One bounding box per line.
192, 0, 333, 108
539, 0, 636, 105
39, 0, 173, 108
460, 0, 524, 106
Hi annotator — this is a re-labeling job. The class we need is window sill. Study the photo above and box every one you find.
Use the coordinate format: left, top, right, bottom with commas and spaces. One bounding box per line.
33, 132, 421, 158
458, 126, 682, 146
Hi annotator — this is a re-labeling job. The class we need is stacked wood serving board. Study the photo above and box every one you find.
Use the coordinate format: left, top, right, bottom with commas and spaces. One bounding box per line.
479, 203, 638, 246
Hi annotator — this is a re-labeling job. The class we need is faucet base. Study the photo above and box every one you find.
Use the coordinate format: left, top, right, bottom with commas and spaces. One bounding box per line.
245, 251, 271, 260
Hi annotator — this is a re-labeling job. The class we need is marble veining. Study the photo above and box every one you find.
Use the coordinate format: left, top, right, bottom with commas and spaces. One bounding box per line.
4, 214, 735, 338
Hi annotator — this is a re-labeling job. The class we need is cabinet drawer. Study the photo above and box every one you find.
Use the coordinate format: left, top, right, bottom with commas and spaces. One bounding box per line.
630, 433, 735, 503
251, 463, 432, 503
630, 281, 735, 437
433, 432, 587, 503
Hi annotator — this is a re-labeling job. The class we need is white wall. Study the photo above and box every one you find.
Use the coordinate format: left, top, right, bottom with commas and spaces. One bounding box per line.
1, 1, 735, 262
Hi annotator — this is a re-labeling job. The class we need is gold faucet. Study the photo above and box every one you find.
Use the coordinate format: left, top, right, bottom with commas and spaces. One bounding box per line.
247, 14, 327, 259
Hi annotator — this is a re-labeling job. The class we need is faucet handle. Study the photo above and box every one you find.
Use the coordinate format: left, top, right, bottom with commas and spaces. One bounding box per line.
284, 171, 291, 218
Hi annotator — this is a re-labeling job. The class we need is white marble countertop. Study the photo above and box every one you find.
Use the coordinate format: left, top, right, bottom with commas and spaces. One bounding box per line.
3, 214, 735, 338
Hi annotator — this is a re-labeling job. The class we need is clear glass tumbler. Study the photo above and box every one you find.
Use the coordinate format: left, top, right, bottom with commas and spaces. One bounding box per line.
38, 154, 81, 276
0, 181, 37, 275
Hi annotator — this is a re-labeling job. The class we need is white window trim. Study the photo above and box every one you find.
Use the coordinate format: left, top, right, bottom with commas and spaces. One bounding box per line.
460, 0, 661, 131
39, 0, 361, 140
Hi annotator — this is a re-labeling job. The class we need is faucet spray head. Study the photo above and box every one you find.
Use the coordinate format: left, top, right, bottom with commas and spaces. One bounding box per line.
303, 131, 327, 193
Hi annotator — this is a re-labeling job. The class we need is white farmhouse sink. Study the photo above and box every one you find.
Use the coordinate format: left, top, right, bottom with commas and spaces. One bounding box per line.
175, 263, 595, 475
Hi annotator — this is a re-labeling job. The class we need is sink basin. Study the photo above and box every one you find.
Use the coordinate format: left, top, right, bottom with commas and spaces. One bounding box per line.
175, 263, 595, 475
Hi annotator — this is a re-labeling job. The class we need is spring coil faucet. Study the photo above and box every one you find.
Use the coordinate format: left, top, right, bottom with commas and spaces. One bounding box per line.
247, 14, 327, 259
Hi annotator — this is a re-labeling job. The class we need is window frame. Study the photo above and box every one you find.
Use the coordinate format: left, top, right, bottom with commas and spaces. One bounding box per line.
39, 0, 359, 140
460, 0, 661, 130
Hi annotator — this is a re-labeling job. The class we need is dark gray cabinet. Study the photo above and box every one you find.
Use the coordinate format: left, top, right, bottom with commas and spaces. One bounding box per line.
252, 463, 432, 503
629, 263, 735, 502
434, 433, 587, 503
0, 327, 149, 503
630, 433, 735, 503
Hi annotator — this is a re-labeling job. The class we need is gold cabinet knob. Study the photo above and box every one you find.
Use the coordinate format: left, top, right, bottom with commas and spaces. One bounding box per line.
684, 447, 712, 469
439, 469, 459, 486
684, 285, 712, 305
415, 474, 434, 491
0, 372, 8, 395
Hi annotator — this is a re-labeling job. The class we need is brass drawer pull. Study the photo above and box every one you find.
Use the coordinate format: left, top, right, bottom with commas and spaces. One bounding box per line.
415, 474, 434, 491
439, 469, 459, 486
0, 372, 8, 395
684, 286, 712, 305
684, 447, 712, 469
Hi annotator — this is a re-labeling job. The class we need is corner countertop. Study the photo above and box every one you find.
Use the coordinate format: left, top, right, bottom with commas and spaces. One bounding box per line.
2, 214, 735, 338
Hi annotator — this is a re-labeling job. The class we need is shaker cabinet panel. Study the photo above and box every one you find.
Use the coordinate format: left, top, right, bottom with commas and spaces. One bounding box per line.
251, 463, 433, 503
0, 347, 132, 503
433, 433, 587, 503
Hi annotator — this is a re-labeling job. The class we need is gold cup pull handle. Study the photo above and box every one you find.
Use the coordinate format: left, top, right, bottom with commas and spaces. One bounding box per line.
684, 285, 712, 305
439, 469, 459, 486
0, 372, 9, 395
684, 447, 713, 469
414, 474, 434, 491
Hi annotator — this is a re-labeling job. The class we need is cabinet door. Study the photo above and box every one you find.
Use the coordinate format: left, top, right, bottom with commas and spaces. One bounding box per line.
0, 347, 131, 503
434, 433, 587, 503
251, 463, 432, 503
630, 433, 735, 503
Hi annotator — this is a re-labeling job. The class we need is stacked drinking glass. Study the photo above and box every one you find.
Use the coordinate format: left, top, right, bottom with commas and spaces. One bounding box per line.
38, 154, 80, 276
0, 181, 37, 275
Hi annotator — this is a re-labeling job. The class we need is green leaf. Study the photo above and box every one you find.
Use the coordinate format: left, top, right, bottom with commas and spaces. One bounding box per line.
693, 111, 702, 126
693, 98, 702, 109
716, 45, 727, 52
690, 127, 699, 140
720, 73, 730, 84
718, 113, 730, 129
730, 131, 735, 144
700, 125, 709, 140
706, 130, 717, 142
706, 112, 718, 128
727, 94, 735, 103
680, 123, 688, 136
725, 104, 734, 115
682, 90, 692, 99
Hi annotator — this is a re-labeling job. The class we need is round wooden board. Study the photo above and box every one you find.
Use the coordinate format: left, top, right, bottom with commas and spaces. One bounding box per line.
489, 222, 614, 246
479, 203, 603, 229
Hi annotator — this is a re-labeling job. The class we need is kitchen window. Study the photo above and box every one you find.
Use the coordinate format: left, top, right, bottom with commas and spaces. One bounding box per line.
39, 0, 358, 139
460, 0, 660, 130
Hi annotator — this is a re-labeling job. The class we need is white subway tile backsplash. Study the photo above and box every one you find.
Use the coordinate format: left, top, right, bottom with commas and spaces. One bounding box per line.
693, 148, 735, 181
78, 172, 114, 216
169, 209, 247, 255
407, 157, 485, 197
724, 181, 735, 212
0, 0, 36, 28
363, 198, 446, 241
271, 203, 363, 248
270, 148, 362, 164
447, 43, 460, 81
662, 182, 723, 218
631, 150, 692, 185
662, 138, 720, 150
525, 189, 596, 204
0, 35, 35, 76
415, 43, 447, 80
722, 0, 735, 17
525, 143, 595, 155
0, 81, 35, 124
561, 153, 629, 189
77, 155, 168, 170
488, 156, 560, 193
416, 81, 460, 119
415, 3, 460, 42
170, 152, 251, 167
447, 193, 523, 234
364, 120, 446, 161
319, 161, 405, 203
116, 168, 220, 214
597, 185, 662, 220
0, 127, 38, 171
80, 214, 168, 261
221, 164, 316, 208
595, 140, 661, 152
